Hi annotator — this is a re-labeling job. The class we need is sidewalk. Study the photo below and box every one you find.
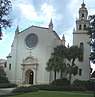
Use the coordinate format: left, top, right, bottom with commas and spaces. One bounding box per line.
0, 88, 16, 94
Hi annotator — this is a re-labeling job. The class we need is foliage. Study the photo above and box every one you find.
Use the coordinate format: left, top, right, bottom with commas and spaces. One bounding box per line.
0, 83, 17, 88
46, 56, 61, 81
0, 0, 12, 39
0, 66, 17, 88
72, 79, 95, 91
12, 86, 38, 93
32, 84, 86, 91
53, 45, 67, 58
0, 66, 9, 83
46, 56, 61, 72
0, 76, 9, 83
46, 45, 67, 81
46, 45, 84, 83
87, 15, 95, 63
52, 78, 70, 86
53, 45, 67, 79
66, 45, 83, 83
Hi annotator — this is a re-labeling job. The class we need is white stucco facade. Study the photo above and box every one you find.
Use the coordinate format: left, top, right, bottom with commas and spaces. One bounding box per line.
72, 3, 91, 81
6, 2, 91, 86
6, 22, 65, 85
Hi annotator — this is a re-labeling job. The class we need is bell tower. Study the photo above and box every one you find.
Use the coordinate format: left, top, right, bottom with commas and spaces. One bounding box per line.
76, 2, 89, 32
73, 2, 91, 81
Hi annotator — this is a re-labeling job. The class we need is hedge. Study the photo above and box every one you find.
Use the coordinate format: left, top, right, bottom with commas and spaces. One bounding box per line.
0, 83, 17, 88
12, 86, 38, 93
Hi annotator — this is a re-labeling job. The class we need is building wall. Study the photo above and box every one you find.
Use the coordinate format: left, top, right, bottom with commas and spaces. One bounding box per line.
6, 2, 91, 86
6, 26, 64, 86
72, 2, 91, 82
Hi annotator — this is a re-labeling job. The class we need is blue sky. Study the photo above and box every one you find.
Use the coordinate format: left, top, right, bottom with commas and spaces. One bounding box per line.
0, 0, 95, 69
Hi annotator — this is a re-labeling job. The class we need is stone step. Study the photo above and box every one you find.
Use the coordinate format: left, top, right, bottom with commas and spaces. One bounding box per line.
0, 88, 16, 94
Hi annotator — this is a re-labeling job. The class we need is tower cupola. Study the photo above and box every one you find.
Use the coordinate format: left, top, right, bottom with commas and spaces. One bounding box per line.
79, 1, 88, 20
81, 1, 85, 8
75, 2, 89, 31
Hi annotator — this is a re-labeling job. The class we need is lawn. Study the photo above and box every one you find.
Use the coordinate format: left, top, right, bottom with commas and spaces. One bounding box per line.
7, 91, 93, 97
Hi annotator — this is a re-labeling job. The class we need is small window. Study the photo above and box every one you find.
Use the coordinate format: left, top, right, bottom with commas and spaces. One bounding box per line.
82, 14, 84, 18
4, 62, 7, 68
80, 42, 84, 48
79, 69, 82, 76
90, 68, 93, 73
84, 24, 86, 30
79, 25, 81, 30
9, 63, 11, 70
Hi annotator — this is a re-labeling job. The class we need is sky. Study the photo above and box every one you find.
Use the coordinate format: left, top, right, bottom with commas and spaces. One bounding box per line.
0, 0, 95, 70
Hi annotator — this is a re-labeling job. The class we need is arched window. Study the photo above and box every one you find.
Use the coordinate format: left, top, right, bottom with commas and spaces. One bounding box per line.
4, 62, 7, 68
80, 42, 84, 48
79, 68, 82, 76
9, 63, 11, 70
82, 14, 84, 18
84, 24, 86, 30
79, 25, 81, 30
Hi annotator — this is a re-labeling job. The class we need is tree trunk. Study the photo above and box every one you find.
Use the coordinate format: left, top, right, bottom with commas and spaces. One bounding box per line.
54, 71, 56, 81
68, 72, 72, 84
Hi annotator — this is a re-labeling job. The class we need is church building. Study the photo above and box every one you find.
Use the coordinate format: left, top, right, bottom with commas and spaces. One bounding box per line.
6, 19, 65, 85
6, 2, 91, 86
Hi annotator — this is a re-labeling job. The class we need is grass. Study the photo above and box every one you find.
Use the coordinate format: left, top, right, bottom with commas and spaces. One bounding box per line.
6, 91, 93, 97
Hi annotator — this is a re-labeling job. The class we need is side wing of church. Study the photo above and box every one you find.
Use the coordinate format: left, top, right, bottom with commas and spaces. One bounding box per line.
6, 20, 65, 85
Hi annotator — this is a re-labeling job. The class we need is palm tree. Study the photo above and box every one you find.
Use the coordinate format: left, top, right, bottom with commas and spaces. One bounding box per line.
53, 45, 67, 58
46, 56, 60, 81
60, 62, 67, 79
66, 45, 84, 83
53, 45, 67, 79
66, 63, 78, 83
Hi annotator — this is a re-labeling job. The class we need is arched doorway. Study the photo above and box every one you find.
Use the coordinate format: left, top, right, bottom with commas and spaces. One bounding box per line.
25, 69, 34, 84
29, 71, 34, 84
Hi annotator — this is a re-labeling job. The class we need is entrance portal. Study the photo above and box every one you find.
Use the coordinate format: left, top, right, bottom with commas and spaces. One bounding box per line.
29, 71, 34, 84
25, 69, 34, 84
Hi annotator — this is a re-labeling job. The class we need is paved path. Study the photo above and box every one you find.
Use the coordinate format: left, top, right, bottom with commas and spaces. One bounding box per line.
0, 88, 16, 94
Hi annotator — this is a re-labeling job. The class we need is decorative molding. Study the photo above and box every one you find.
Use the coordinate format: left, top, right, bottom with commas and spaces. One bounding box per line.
21, 56, 38, 65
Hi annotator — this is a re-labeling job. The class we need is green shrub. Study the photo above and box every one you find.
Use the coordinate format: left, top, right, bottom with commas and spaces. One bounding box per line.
0, 83, 17, 88
12, 86, 38, 93
72, 79, 95, 91
0, 76, 9, 83
72, 79, 84, 87
85, 80, 95, 91
33, 84, 86, 91
52, 78, 70, 86
69, 86, 86, 91
34, 84, 64, 91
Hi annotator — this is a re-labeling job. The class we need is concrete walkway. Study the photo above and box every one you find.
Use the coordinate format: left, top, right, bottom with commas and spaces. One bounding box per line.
0, 88, 16, 94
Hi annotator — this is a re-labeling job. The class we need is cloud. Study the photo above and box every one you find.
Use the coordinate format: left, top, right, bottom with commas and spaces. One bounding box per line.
1, 0, 95, 61
18, 4, 39, 21
18, 3, 56, 24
